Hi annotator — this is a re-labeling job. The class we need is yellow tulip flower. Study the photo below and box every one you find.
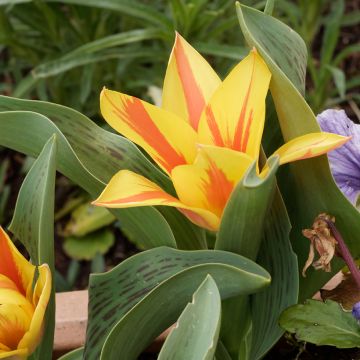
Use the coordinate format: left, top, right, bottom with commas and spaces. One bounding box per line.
0, 227, 51, 359
93, 33, 349, 231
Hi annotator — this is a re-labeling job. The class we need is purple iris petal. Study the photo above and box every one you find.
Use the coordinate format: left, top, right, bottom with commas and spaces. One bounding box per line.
317, 109, 360, 205
352, 301, 360, 321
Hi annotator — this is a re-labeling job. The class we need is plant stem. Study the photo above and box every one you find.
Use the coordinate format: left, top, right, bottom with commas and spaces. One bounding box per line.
325, 219, 360, 290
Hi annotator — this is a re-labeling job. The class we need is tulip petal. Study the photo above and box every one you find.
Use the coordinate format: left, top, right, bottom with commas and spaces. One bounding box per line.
162, 33, 221, 130
171, 146, 253, 217
92, 170, 219, 230
18, 264, 51, 355
0, 289, 34, 318
0, 348, 28, 359
0, 304, 31, 355
197, 49, 271, 159
0, 227, 35, 297
270, 132, 351, 166
100, 88, 197, 174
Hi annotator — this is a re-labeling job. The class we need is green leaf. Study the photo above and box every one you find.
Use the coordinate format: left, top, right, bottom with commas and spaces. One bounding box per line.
280, 300, 360, 348
58, 347, 84, 360
236, 2, 360, 300
250, 190, 298, 359
215, 340, 232, 360
63, 202, 115, 237
264, 0, 275, 15
216, 157, 278, 259
9, 136, 57, 360
85, 247, 270, 360
326, 65, 346, 99
33, 29, 163, 77
63, 228, 115, 261
158, 275, 221, 360
0, 0, 172, 29
237, 3, 307, 95
0, 99, 177, 250
320, 0, 344, 67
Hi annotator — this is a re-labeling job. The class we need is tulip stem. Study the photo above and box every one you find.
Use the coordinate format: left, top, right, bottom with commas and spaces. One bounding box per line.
324, 218, 360, 290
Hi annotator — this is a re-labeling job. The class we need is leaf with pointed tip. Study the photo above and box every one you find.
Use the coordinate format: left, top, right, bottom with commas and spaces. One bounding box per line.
237, 2, 360, 300
9, 136, 57, 360
84, 247, 270, 360
280, 300, 360, 348
158, 275, 221, 360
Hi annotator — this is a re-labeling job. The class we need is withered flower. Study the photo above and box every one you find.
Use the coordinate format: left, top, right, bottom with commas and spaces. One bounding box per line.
302, 213, 337, 276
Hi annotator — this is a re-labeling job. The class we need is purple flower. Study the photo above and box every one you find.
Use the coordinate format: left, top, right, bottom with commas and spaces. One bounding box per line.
317, 109, 360, 206
352, 301, 360, 321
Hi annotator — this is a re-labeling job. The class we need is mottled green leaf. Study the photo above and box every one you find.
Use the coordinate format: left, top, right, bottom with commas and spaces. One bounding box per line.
250, 190, 298, 359
9, 136, 57, 360
216, 156, 278, 259
85, 247, 270, 360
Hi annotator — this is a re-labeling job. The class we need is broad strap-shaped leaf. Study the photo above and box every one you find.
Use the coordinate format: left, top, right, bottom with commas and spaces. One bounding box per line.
9, 136, 57, 360
237, 4, 307, 95
237, 3, 360, 299
215, 156, 279, 259
215, 155, 294, 358
250, 190, 298, 359
84, 247, 270, 360
0, 108, 175, 250
162, 33, 221, 130
280, 300, 360, 348
157, 275, 221, 360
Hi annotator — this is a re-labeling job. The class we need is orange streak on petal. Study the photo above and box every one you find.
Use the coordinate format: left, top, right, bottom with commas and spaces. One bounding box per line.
174, 36, 206, 130
97, 190, 176, 205
201, 160, 234, 216
241, 109, 254, 153
105, 92, 187, 173
205, 105, 225, 147
233, 54, 256, 152
0, 229, 25, 296
177, 208, 216, 231
0, 312, 27, 351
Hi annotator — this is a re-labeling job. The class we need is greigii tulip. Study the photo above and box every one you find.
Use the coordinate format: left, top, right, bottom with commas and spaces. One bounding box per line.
93, 33, 350, 231
0, 227, 51, 359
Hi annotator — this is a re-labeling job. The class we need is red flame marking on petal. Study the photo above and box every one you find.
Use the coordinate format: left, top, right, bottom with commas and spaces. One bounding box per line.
201, 159, 234, 217
0, 229, 26, 296
105, 92, 187, 173
233, 53, 256, 152
205, 105, 225, 147
174, 36, 206, 130
97, 190, 177, 205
